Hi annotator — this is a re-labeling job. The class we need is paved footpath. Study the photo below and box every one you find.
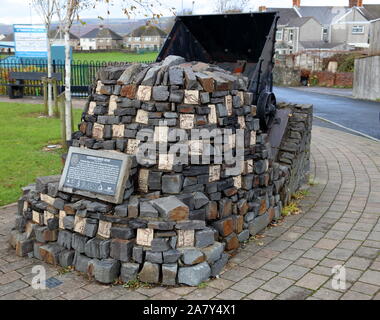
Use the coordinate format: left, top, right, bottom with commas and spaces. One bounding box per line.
0, 125, 379, 300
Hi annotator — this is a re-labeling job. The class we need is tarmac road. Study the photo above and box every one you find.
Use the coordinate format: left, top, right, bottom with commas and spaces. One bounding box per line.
274, 86, 380, 140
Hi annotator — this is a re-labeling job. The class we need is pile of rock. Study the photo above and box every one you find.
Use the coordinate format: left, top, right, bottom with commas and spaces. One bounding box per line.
10, 55, 301, 286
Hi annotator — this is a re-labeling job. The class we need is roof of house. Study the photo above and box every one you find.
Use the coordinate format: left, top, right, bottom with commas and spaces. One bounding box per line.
49, 28, 79, 40
266, 8, 300, 25
81, 27, 123, 40
297, 6, 349, 25
127, 25, 167, 37
287, 16, 320, 28
357, 5, 380, 21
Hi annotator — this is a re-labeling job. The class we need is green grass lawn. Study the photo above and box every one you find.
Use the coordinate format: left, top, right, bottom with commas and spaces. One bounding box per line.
0, 102, 82, 206
73, 51, 158, 63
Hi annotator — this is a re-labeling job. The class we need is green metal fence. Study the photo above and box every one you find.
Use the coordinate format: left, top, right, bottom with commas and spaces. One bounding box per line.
0, 58, 154, 98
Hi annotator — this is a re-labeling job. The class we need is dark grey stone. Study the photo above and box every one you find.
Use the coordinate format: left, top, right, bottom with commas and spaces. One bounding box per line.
178, 262, 211, 286
162, 263, 178, 286
151, 238, 171, 252
110, 226, 135, 240
94, 259, 120, 284
162, 174, 183, 194
180, 248, 205, 265
63, 216, 75, 230
163, 249, 181, 263
248, 212, 269, 236
237, 229, 250, 242
57, 230, 72, 249
139, 201, 159, 218
74, 253, 91, 273
145, 250, 163, 263
195, 228, 215, 248
202, 242, 224, 263
132, 246, 144, 263
139, 262, 160, 284
147, 221, 175, 230
71, 233, 89, 254
120, 262, 139, 283
193, 192, 209, 209
59, 249, 75, 267
110, 239, 134, 262
152, 86, 169, 101
210, 253, 229, 277
175, 220, 206, 230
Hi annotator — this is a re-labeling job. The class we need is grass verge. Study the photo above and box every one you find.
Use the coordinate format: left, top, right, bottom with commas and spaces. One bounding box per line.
0, 102, 82, 206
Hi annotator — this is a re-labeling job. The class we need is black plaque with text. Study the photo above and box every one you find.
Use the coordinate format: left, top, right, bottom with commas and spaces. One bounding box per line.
59, 147, 132, 204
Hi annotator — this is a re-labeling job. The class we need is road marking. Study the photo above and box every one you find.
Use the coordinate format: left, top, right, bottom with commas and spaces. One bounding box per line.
314, 116, 380, 143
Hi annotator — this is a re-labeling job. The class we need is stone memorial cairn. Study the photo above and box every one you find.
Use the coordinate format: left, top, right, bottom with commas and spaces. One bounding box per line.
10, 55, 308, 286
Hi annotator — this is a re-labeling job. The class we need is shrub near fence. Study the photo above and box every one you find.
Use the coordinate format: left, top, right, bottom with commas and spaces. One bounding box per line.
0, 58, 155, 98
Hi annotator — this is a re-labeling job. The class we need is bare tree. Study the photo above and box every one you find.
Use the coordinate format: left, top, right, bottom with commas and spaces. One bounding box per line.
214, 0, 252, 13
32, 0, 57, 117
54, 0, 166, 144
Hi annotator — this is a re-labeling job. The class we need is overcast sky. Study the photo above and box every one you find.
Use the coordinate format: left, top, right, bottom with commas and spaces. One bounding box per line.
0, 0, 379, 25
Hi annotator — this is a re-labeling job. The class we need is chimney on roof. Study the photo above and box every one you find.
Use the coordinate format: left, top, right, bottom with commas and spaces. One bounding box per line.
349, 0, 363, 7
293, 0, 301, 7
259, 6, 266, 12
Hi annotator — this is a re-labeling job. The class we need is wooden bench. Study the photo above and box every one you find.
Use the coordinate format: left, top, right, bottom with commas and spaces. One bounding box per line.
7, 72, 62, 99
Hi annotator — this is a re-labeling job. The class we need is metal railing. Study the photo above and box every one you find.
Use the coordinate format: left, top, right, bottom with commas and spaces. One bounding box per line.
0, 58, 154, 98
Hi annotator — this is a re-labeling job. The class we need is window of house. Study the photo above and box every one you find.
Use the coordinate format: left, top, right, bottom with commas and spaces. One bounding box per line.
289, 29, 294, 41
276, 30, 283, 41
145, 37, 151, 41
352, 25, 364, 34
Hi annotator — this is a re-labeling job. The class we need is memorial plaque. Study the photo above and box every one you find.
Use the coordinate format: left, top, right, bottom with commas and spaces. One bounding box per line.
184, 90, 199, 104
59, 210, 66, 229
208, 104, 217, 124
225, 95, 233, 116
138, 168, 149, 193
59, 147, 133, 204
108, 95, 118, 115
250, 131, 257, 146
136, 109, 149, 124
177, 229, 194, 247
158, 153, 174, 170
88, 101, 96, 115
92, 123, 104, 140
97, 220, 112, 238
112, 124, 125, 138
154, 126, 168, 143
126, 139, 141, 155
238, 116, 246, 129
209, 165, 221, 182
233, 175, 242, 189
74, 216, 86, 234
136, 228, 154, 246
180, 114, 194, 129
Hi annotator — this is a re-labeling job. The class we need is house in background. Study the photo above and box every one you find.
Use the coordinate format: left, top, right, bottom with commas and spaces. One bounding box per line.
49, 28, 80, 49
124, 24, 167, 51
262, 0, 380, 57
0, 34, 5, 41
79, 26, 123, 50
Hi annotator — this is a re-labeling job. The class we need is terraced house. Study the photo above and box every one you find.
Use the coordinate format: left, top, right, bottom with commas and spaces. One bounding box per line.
124, 24, 167, 51
261, 0, 380, 55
